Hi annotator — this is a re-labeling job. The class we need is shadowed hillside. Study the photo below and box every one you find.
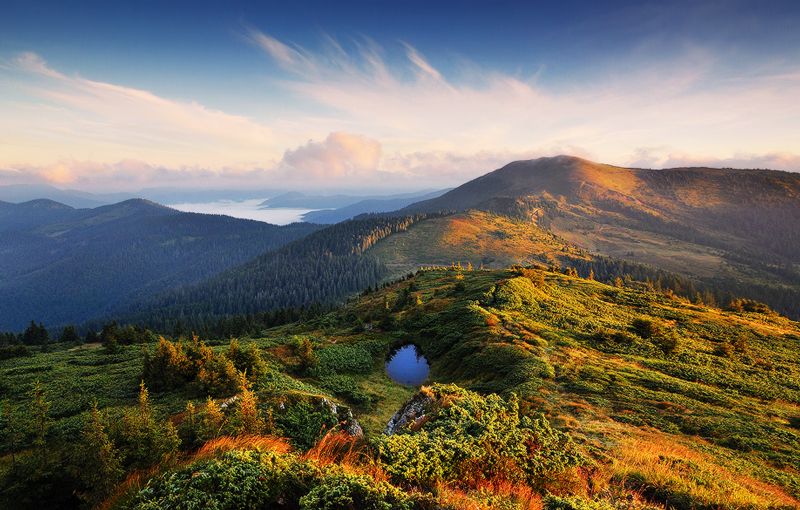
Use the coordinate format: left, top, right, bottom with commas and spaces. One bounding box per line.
0, 199, 320, 331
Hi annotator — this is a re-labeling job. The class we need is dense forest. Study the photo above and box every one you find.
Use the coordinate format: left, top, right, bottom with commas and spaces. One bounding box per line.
0, 199, 320, 331
115, 213, 450, 332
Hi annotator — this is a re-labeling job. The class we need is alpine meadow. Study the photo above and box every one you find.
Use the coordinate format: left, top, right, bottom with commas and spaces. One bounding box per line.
2, 2, 800, 509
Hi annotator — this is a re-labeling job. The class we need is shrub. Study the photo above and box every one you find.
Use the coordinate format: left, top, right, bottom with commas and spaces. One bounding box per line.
713, 342, 733, 357
377, 384, 584, 491
313, 344, 376, 377
143, 336, 243, 396
226, 340, 267, 381
657, 332, 680, 355
299, 472, 412, 510
631, 318, 662, 339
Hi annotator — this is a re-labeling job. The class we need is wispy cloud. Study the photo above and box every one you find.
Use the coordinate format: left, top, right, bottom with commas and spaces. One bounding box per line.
2, 26, 800, 194
250, 30, 800, 172
2, 52, 279, 169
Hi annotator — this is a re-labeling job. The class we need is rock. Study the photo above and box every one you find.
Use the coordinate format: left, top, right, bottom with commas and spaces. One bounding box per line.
320, 396, 363, 437
383, 390, 434, 435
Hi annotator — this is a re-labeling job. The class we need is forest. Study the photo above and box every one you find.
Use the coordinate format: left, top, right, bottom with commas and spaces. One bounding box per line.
0, 199, 319, 331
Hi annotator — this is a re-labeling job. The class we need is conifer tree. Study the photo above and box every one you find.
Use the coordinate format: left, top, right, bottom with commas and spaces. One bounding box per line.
71, 403, 122, 506
28, 380, 52, 468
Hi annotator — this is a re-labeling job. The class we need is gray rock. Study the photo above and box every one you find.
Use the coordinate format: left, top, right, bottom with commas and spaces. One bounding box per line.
383, 391, 434, 435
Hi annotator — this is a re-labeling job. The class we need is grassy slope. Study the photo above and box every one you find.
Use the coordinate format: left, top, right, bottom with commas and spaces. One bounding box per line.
402, 156, 800, 316
3, 266, 800, 508
341, 268, 800, 507
368, 209, 591, 279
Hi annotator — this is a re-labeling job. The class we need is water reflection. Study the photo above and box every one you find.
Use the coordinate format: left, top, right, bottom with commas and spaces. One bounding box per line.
385, 344, 430, 386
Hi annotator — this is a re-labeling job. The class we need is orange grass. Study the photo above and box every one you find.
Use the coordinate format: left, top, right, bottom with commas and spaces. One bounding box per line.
99, 434, 290, 510
300, 432, 374, 468
192, 434, 291, 463
436, 479, 544, 510
609, 432, 799, 509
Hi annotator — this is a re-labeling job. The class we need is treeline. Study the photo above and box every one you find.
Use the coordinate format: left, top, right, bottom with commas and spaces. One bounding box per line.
559, 253, 800, 318
115, 213, 450, 331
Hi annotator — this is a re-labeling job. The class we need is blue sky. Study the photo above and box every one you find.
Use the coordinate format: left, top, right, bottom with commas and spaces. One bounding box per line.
1, 0, 799, 192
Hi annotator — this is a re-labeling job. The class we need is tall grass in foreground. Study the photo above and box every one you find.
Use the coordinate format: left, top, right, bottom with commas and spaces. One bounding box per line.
609, 432, 798, 509
100, 434, 290, 509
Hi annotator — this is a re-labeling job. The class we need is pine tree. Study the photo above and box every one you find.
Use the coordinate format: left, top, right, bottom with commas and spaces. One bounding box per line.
72, 403, 122, 506
28, 380, 52, 468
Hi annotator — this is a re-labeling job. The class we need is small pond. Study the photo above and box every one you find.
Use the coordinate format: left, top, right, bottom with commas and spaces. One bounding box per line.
385, 344, 430, 386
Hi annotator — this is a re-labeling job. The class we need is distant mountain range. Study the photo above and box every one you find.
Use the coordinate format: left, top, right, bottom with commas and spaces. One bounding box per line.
0, 183, 295, 209
4, 155, 800, 333
0, 199, 319, 332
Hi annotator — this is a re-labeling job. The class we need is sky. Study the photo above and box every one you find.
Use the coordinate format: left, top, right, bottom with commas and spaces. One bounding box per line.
1, 0, 799, 193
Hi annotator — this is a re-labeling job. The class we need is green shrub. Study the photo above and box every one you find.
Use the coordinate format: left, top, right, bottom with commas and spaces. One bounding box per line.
313, 344, 376, 377
631, 318, 662, 339
225, 340, 267, 381
377, 384, 584, 490
299, 472, 412, 510
275, 398, 338, 450
131, 449, 291, 509
544, 495, 616, 510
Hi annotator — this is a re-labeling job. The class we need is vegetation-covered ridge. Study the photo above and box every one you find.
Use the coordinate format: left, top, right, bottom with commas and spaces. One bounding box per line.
116, 212, 451, 331
2, 264, 800, 509
0, 198, 320, 332
399, 155, 800, 319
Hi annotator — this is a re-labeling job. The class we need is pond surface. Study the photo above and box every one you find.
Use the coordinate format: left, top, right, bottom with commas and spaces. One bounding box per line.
385, 344, 430, 386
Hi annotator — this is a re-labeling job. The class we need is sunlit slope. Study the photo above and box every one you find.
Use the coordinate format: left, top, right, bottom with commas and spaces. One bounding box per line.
367, 210, 591, 278
345, 267, 800, 506
400, 155, 800, 317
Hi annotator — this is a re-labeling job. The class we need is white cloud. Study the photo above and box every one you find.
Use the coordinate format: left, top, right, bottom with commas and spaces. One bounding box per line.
279, 131, 382, 180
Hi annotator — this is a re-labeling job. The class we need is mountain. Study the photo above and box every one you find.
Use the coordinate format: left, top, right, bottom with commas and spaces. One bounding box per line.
301, 189, 450, 224
0, 199, 84, 230
400, 155, 800, 317
117, 213, 448, 330
259, 189, 444, 210
0, 184, 111, 208
0, 199, 320, 332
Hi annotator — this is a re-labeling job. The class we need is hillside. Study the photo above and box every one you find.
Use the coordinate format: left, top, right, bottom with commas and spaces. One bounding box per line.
400, 156, 800, 317
367, 209, 591, 277
116, 214, 451, 331
0, 199, 320, 332
1, 266, 799, 509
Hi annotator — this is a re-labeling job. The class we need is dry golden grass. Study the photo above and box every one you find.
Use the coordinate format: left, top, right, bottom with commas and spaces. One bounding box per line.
192, 434, 291, 463
608, 431, 799, 509
435, 479, 544, 510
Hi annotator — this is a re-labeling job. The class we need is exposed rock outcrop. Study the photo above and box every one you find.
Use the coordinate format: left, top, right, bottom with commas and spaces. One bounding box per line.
383, 389, 434, 435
